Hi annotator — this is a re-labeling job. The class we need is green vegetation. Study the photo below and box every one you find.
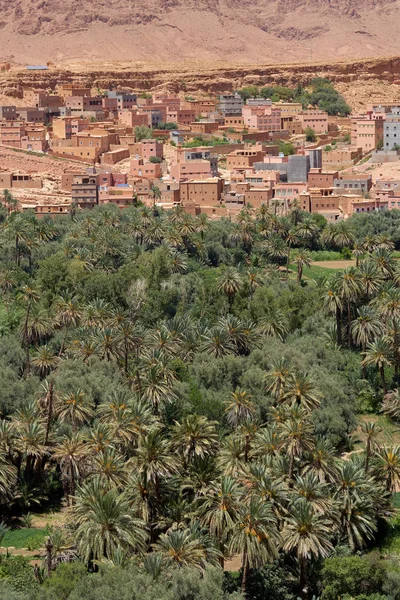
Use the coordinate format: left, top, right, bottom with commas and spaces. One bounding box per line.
304, 127, 316, 142
237, 79, 351, 116
183, 136, 232, 147
148, 156, 162, 163
134, 125, 154, 141
0, 527, 47, 549
156, 122, 178, 131
278, 141, 296, 156
2, 205, 400, 598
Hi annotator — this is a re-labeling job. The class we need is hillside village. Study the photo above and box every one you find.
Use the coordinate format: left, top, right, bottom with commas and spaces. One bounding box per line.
0, 80, 399, 221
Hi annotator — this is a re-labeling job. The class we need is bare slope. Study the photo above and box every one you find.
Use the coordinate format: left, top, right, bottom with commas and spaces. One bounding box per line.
1, 0, 400, 64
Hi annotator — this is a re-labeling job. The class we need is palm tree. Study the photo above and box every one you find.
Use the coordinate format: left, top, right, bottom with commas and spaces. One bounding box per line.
53, 294, 83, 356
31, 345, 60, 378
57, 389, 94, 431
336, 268, 362, 345
200, 327, 234, 358
132, 429, 179, 508
285, 229, 300, 275
375, 287, 400, 377
2, 189, 17, 214
279, 413, 314, 483
360, 421, 382, 473
281, 371, 321, 411
73, 479, 147, 564
245, 267, 264, 301
52, 433, 88, 504
258, 308, 289, 341
264, 358, 294, 402
362, 339, 392, 393
321, 276, 343, 346
16, 283, 40, 376
352, 240, 365, 267
228, 497, 281, 595
282, 499, 334, 595
295, 250, 311, 283
198, 476, 241, 567
351, 306, 384, 378
171, 415, 218, 465
224, 389, 256, 430
0, 458, 17, 502
382, 389, 400, 421
152, 527, 220, 570
374, 446, 400, 491
5, 212, 30, 266
217, 267, 242, 311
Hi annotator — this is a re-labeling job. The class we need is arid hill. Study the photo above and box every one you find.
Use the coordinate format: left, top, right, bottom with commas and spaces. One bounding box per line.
1, 0, 400, 64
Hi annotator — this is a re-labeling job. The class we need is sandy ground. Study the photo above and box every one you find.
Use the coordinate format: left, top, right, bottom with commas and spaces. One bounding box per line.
311, 260, 356, 269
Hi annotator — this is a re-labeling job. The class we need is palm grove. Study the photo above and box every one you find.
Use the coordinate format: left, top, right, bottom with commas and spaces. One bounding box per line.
1, 199, 400, 599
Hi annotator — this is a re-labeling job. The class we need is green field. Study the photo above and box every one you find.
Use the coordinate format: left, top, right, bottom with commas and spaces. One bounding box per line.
0, 528, 47, 549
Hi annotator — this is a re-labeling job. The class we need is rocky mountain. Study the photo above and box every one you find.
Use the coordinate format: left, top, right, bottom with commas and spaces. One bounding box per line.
0, 0, 399, 65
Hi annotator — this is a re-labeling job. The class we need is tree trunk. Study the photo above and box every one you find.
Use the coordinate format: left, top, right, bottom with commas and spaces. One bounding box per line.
299, 556, 307, 599
219, 539, 224, 569
46, 540, 53, 577
286, 246, 291, 275
365, 440, 371, 474
380, 365, 387, 394
241, 549, 248, 596
288, 452, 295, 487
336, 307, 342, 347
45, 381, 54, 445
24, 300, 32, 377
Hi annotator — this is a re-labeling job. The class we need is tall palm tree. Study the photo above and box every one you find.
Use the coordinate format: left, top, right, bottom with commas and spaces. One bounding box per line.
375, 287, 400, 377
198, 476, 242, 567
228, 497, 281, 595
52, 433, 88, 504
279, 413, 314, 483
53, 294, 83, 356
224, 389, 256, 430
264, 358, 294, 402
73, 479, 147, 564
16, 283, 40, 376
362, 339, 392, 393
295, 250, 311, 283
360, 421, 381, 473
281, 371, 321, 412
57, 390, 94, 431
321, 276, 343, 346
374, 446, 400, 491
217, 267, 242, 311
282, 499, 334, 594
336, 267, 362, 345
350, 306, 385, 378
382, 389, 400, 422
152, 527, 220, 570
171, 415, 218, 465
31, 345, 60, 379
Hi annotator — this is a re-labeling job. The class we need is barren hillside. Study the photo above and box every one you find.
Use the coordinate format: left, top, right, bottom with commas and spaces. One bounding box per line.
1, 0, 400, 64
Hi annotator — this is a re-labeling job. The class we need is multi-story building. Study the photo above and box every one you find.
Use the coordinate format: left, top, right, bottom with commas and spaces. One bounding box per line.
242, 105, 281, 132
384, 112, 400, 150
71, 174, 98, 208
298, 110, 328, 134
353, 116, 384, 152
334, 175, 373, 194
0, 106, 16, 120
218, 94, 243, 117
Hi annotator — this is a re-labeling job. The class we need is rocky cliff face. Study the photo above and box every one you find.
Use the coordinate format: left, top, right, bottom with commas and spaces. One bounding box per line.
1, 56, 400, 113
0, 0, 400, 64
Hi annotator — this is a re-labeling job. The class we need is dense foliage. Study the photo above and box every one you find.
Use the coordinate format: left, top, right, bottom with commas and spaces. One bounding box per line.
0, 203, 400, 599
237, 79, 351, 116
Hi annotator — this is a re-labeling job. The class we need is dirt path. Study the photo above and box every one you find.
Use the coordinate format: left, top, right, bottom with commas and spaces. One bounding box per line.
311, 259, 356, 269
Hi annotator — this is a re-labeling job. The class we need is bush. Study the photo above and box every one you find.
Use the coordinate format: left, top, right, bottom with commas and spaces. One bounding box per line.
148, 156, 162, 163
321, 553, 387, 600
305, 126, 316, 142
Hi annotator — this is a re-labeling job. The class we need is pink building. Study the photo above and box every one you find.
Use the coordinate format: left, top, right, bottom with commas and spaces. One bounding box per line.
167, 109, 196, 125
170, 160, 213, 181
130, 158, 162, 179
298, 110, 329, 134
242, 106, 281, 132
118, 110, 149, 128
